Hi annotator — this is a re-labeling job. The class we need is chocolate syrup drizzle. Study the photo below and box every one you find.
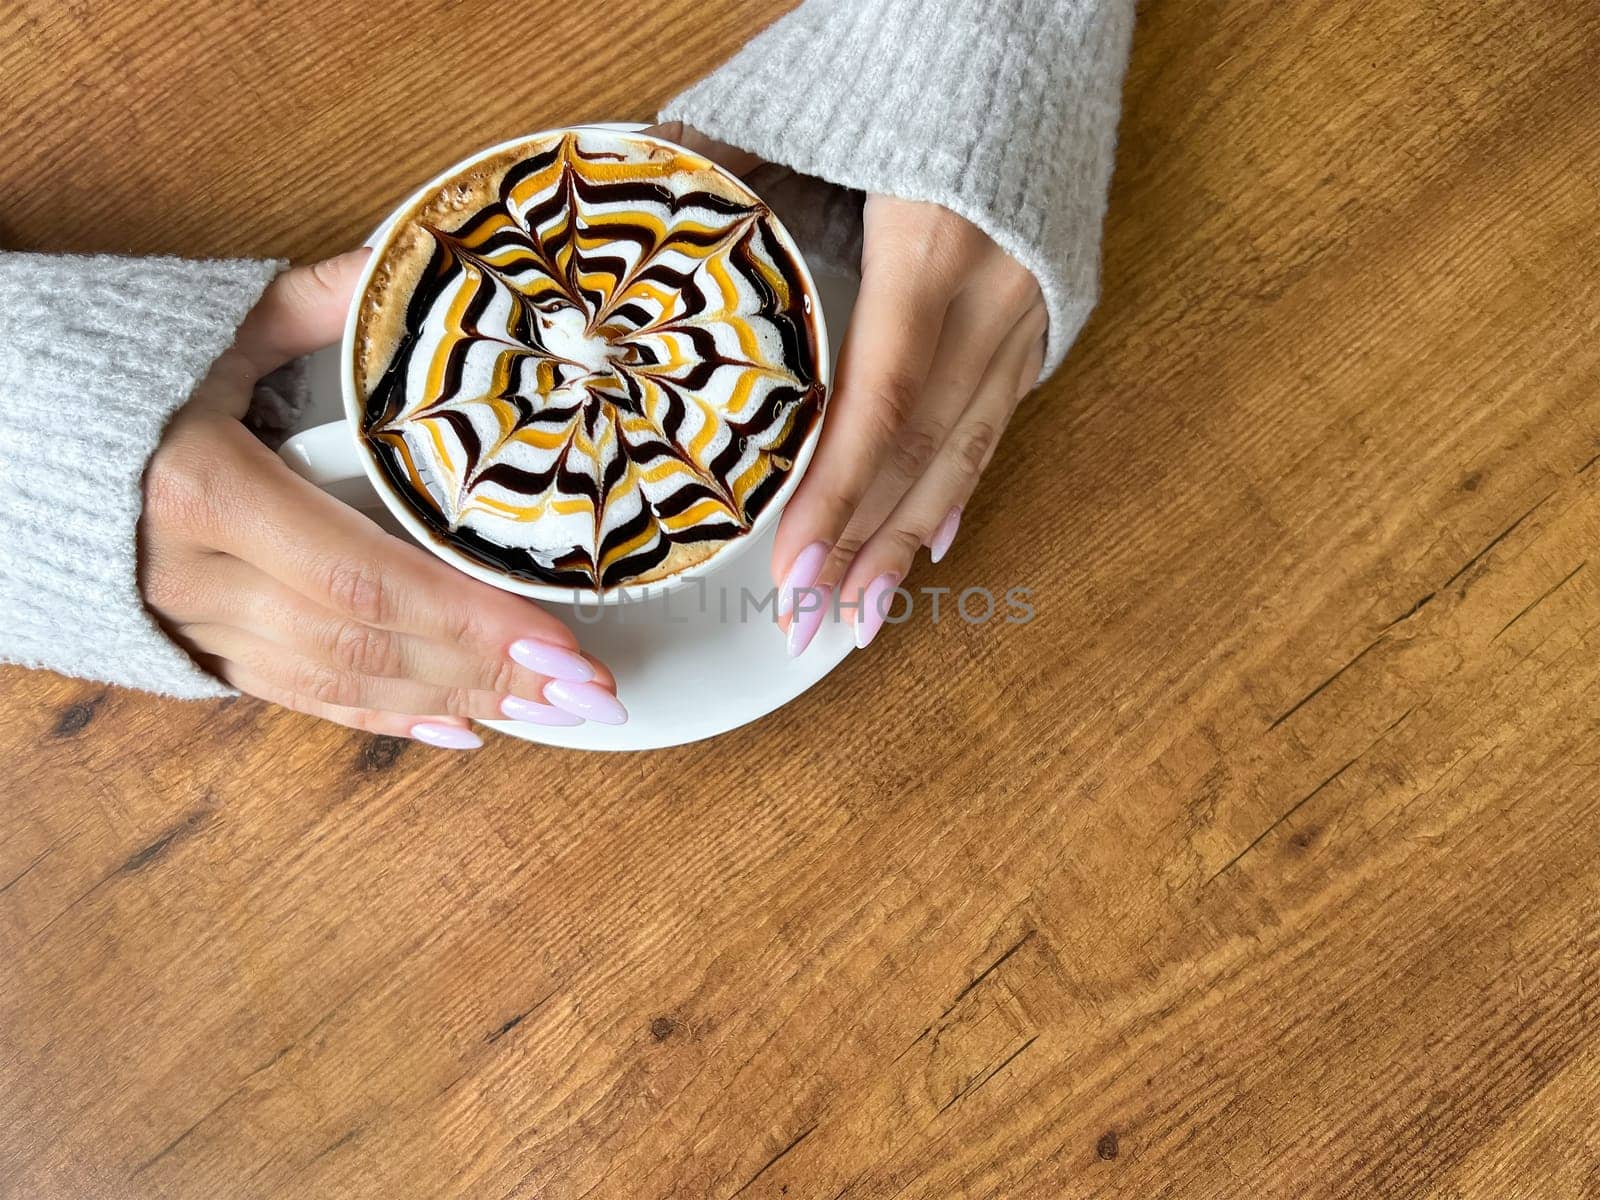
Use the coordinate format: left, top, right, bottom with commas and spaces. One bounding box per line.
362, 133, 825, 590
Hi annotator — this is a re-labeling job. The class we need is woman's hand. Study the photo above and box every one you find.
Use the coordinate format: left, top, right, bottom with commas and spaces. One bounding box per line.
139, 251, 625, 749
774, 195, 1047, 654
654, 124, 1048, 655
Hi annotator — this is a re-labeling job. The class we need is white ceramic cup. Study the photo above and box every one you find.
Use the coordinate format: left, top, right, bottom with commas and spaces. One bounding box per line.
278, 125, 830, 607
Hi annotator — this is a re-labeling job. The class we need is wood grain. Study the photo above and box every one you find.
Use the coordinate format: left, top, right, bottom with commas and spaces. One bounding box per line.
4, 1, 1600, 1197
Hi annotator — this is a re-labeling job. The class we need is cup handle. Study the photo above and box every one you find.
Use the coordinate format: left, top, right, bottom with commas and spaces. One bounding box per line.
278, 420, 367, 488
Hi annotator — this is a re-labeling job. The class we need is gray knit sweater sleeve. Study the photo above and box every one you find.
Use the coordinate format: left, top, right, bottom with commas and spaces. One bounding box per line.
0, 254, 286, 699
660, 0, 1136, 375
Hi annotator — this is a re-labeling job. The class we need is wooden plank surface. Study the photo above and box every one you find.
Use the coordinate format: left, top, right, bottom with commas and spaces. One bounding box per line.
3, 1, 1599, 1196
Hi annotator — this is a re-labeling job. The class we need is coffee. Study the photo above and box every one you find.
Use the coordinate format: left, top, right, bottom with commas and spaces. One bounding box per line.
353, 129, 826, 592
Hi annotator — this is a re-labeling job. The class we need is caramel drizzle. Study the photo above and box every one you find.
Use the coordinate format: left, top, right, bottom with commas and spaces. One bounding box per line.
363, 132, 824, 588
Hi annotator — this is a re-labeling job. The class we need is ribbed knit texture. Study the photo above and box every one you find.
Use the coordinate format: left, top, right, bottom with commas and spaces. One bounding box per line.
0, 254, 284, 698
661, 0, 1136, 375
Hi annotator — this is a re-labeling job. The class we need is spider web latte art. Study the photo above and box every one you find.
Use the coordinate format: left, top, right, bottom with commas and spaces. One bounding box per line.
355, 130, 826, 591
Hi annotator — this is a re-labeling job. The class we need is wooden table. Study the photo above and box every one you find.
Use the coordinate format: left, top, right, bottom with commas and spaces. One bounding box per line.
4, 2, 1598, 1196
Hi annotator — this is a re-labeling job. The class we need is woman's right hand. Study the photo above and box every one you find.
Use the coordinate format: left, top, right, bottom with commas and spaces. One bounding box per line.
138, 251, 626, 749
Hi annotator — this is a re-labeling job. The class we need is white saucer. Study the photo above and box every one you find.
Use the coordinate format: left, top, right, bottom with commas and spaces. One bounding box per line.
490, 519, 856, 751
296, 128, 860, 750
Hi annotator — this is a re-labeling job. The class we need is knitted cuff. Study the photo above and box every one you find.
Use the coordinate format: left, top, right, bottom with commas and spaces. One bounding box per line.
659, 0, 1136, 376
0, 253, 286, 699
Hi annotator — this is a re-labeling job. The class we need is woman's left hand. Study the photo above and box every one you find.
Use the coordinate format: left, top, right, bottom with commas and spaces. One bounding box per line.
770, 194, 1048, 654
652, 124, 1048, 654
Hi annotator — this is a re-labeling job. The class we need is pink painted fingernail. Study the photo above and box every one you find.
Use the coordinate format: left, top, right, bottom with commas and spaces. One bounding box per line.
509, 639, 595, 682
855, 573, 903, 650
411, 722, 483, 750
544, 680, 628, 725
777, 541, 830, 618
787, 585, 832, 658
501, 695, 584, 727
929, 506, 962, 564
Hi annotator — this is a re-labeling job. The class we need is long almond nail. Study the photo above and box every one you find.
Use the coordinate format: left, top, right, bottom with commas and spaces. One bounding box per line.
787, 585, 832, 657
777, 541, 830, 618
544, 680, 628, 725
509, 639, 594, 682
929, 507, 962, 564
855, 573, 902, 650
411, 722, 483, 750
501, 695, 584, 727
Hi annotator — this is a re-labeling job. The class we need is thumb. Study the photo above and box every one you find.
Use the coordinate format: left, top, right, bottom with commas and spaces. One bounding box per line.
647, 121, 765, 177
230, 248, 370, 379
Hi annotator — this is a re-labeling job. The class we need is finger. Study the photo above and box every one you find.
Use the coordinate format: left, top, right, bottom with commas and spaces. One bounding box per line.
205, 655, 482, 749
210, 437, 613, 690
842, 311, 1047, 649
183, 553, 615, 699
812, 285, 1029, 588
229, 249, 371, 378
645, 121, 764, 176
192, 624, 534, 722
771, 251, 950, 619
